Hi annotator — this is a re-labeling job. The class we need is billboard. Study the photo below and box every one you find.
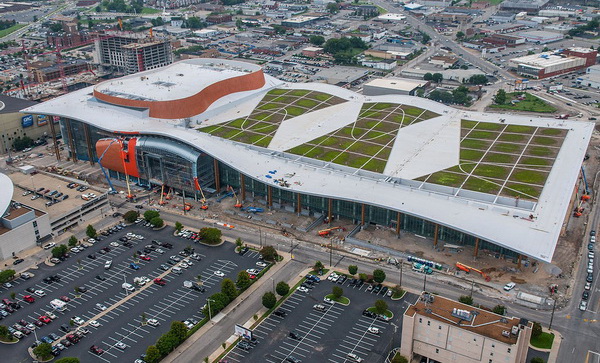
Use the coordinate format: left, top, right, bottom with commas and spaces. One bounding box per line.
53, 116, 61, 124
234, 324, 253, 340
21, 115, 34, 128
37, 115, 48, 126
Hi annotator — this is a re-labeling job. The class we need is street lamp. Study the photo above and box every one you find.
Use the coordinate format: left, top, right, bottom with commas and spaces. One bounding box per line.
271, 278, 275, 294
207, 298, 215, 321
399, 259, 403, 287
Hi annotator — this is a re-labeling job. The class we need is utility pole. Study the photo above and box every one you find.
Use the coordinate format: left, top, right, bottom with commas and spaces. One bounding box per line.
182, 189, 186, 215
399, 260, 403, 287
329, 240, 333, 267
549, 299, 557, 330
423, 273, 427, 292
259, 227, 262, 248
470, 279, 474, 298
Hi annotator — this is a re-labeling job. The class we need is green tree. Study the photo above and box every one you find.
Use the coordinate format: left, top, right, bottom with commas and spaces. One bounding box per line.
68, 235, 78, 247
432, 73, 443, 83
492, 305, 506, 315
51, 244, 68, 258
391, 354, 409, 363
12, 136, 33, 151
424, 72, 433, 81
0, 325, 11, 339
156, 333, 179, 355
527, 50, 535, 55
48, 22, 63, 32
186, 16, 205, 29
123, 210, 139, 223
530, 358, 545, 363
86, 224, 97, 238
332, 286, 343, 299
456, 31, 465, 39
542, 47, 549, 52
421, 32, 431, 44
326, 2, 340, 13
145, 345, 161, 363
198, 227, 222, 244
10, 292, 15, 300
373, 269, 386, 283
150, 217, 163, 228
494, 89, 507, 105
314, 261, 324, 271
169, 321, 188, 343
262, 291, 277, 309
33, 15, 38, 22
221, 278, 238, 302
0, 270, 16, 283
276, 281, 290, 296
236, 271, 252, 290
235, 238, 243, 249
55, 358, 81, 363
374, 299, 388, 314
260, 245, 278, 261
468, 74, 488, 85
459, 295, 473, 305
348, 265, 358, 275
452, 85, 471, 105
33, 342, 53, 360
531, 322, 542, 338
309, 35, 325, 46
143, 210, 160, 222
358, 273, 368, 281
175, 221, 184, 232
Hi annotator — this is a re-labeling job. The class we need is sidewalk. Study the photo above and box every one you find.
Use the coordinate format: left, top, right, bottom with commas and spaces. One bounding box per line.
529, 327, 562, 363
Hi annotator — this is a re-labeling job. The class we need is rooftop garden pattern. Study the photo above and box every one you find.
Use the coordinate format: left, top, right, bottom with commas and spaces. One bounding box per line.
197, 88, 346, 147
286, 103, 439, 173
416, 120, 566, 200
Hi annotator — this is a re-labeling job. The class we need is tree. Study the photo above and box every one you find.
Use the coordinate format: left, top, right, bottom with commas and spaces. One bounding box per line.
150, 217, 163, 228
174, 221, 184, 232
198, 227, 222, 245
262, 291, 277, 309
314, 261, 324, 271
55, 358, 81, 363
68, 235, 78, 247
492, 305, 506, 315
391, 354, 409, 363
452, 85, 471, 105
374, 299, 388, 314
421, 32, 431, 44
373, 269, 386, 283
456, 31, 465, 39
542, 47, 549, 52
33, 15, 38, 22
236, 271, 251, 290
530, 358, 545, 363
145, 345, 161, 363
48, 22, 63, 32
10, 292, 16, 300
156, 333, 179, 356
0, 270, 15, 283
332, 286, 343, 299
235, 238, 243, 249
326, 2, 340, 13
468, 74, 488, 85
51, 244, 68, 258
169, 321, 188, 343
33, 342, 53, 360
459, 295, 473, 305
348, 265, 358, 275
531, 322, 542, 338
186, 17, 205, 29
494, 89, 507, 105
309, 35, 325, 46
423, 72, 433, 81
86, 224, 97, 238
432, 73, 443, 83
143, 210, 160, 222
358, 273, 368, 281
221, 278, 238, 302
527, 50, 535, 55
276, 281, 290, 296
13, 136, 33, 151
123, 210, 139, 223
260, 245, 278, 261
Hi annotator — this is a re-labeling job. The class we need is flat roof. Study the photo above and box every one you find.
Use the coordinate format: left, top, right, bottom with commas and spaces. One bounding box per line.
94, 59, 262, 103
510, 51, 583, 68
406, 293, 524, 345
0, 173, 13, 217
22, 59, 593, 262
364, 78, 427, 91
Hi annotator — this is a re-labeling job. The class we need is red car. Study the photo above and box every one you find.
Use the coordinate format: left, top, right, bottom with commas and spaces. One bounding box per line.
139, 255, 151, 261
39, 315, 51, 324
154, 278, 166, 286
59, 296, 71, 302
23, 295, 35, 303
89, 345, 103, 355
249, 274, 257, 280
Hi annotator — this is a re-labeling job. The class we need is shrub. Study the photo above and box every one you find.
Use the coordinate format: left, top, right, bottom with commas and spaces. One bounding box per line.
55, 358, 81, 363
123, 210, 139, 223
145, 345, 161, 363
174, 221, 183, 232
198, 227, 222, 245
236, 271, 251, 290
33, 342, 53, 360
530, 358, 545, 363
85, 224, 97, 238
492, 305, 506, 315
373, 269, 386, 283
314, 261, 324, 271
51, 244, 68, 258
358, 273, 368, 281
332, 286, 343, 299
348, 265, 358, 275
262, 292, 277, 309
276, 281, 290, 296
221, 279, 238, 301
260, 246, 278, 261
150, 217, 163, 228
169, 321, 188, 343
68, 236, 78, 247
143, 210, 160, 222
0, 270, 16, 283
531, 322, 542, 338
459, 295, 474, 306
392, 354, 409, 363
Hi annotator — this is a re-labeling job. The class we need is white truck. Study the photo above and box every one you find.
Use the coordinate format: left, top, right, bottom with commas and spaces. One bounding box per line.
133, 277, 149, 286
50, 299, 67, 311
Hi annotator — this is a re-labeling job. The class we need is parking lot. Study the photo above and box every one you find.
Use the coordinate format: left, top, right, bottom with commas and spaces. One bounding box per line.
223, 273, 418, 363
0, 220, 267, 362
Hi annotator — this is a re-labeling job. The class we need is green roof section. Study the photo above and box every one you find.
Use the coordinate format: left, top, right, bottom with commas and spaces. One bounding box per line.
197, 88, 346, 147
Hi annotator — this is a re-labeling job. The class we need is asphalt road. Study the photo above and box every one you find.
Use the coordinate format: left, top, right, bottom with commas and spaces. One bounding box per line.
0, 221, 265, 363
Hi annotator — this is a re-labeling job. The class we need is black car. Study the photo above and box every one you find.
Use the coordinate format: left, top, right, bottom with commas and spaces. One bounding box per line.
373, 284, 382, 294
582, 291, 590, 300
96, 275, 106, 281
123, 242, 133, 248
337, 275, 347, 284
78, 286, 88, 293
237, 341, 252, 351
274, 309, 286, 317
60, 324, 71, 333
587, 273, 593, 283
356, 280, 364, 288
87, 254, 96, 259
119, 237, 128, 242
288, 331, 301, 340
162, 243, 173, 249
43, 277, 53, 284
362, 309, 376, 318
13, 259, 24, 265
286, 357, 301, 363
381, 286, 389, 296
239, 247, 249, 255
591, 230, 596, 237
51, 275, 61, 282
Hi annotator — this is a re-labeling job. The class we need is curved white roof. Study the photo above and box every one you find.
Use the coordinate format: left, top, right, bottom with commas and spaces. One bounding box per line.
0, 173, 14, 216
22, 61, 594, 262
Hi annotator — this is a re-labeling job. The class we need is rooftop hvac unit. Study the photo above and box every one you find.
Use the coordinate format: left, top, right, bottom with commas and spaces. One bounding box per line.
511, 325, 519, 335
451, 308, 472, 321
502, 330, 511, 337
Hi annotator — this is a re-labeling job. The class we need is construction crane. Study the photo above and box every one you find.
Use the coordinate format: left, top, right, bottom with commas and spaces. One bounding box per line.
193, 177, 208, 210
96, 138, 120, 193
228, 186, 243, 208
165, 187, 173, 200
318, 226, 346, 237
158, 185, 168, 205
455, 262, 491, 282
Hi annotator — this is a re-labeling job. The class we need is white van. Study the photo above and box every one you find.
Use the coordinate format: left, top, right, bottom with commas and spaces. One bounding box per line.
172, 267, 183, 275
104, 260, 112, 269
122, 283, 135, 292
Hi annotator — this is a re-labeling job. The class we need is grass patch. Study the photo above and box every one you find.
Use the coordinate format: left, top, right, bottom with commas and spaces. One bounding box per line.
483, 153, 515, 164
489, 92, 557, 113
474, 164, 509, 179
313, 93, 332, 101
0, 24, 26, 38
367, 307, 393, 318
285, 106, 305, 117
511, 170, 546, 184
460, 149, 484, 161
402, 106, 425, 116
469, 130, 497, 139
520, 157, 550, 166
197, 125, 221, 134
462, 120, 478, 129
540, 128, 562, 136
288, 144, 314, 155
360, 110, 382, 118
474, 122, 504, 131
290, 89, 311, 97
267, 89, 287, 95
370, 102, 394, 110
325, 294, 350, 306
296, 99, 318, 108
462, 139, 490, 149
463, 177, 500, 194
530, 332, 555, 349
493, 143, 521, 153
499, 133, 525, 142
532, 136, 557, 146
504, 183, 541, 199
257, 103, 280, 111
362, 159, 387, 172
141, 7, 160, 13
505, 125, 534, 133
428, 172, 466, 187
527, 146, 553, 157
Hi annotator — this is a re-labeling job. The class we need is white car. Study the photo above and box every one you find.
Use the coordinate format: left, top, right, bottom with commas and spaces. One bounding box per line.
327, 273, 338, 281
246, 269, 259, 275
72, 316, 85, 325
147, 319, 159, 327
89, 320, 100, 328
585, 282, 591, 290
46, 311, 57, 320
579, 300, 588, 311
590, 251, 595, 258
214, 271, 225, 277
256, 261, 267, 267
115, 341, 127, 350
70, 247, 80, 253
156, 248, 164, 254
503, 282, 516, 291
324, 297, 334, 304
43, 242, 56, 250
180, 262, 189, 269
126, 233, 136, 238
110, 242, 119, 247
88, 238, 96, 244
297, 286, 309, 293
587, 266, 594, 274
136, 235, 144, 240
96, 303, 107, 311
367, 327, 380, 334
34, 290, 46, 297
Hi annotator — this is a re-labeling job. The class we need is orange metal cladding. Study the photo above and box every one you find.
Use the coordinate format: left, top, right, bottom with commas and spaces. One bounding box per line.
95, 138, 140, 178
93, 70, 266, 119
